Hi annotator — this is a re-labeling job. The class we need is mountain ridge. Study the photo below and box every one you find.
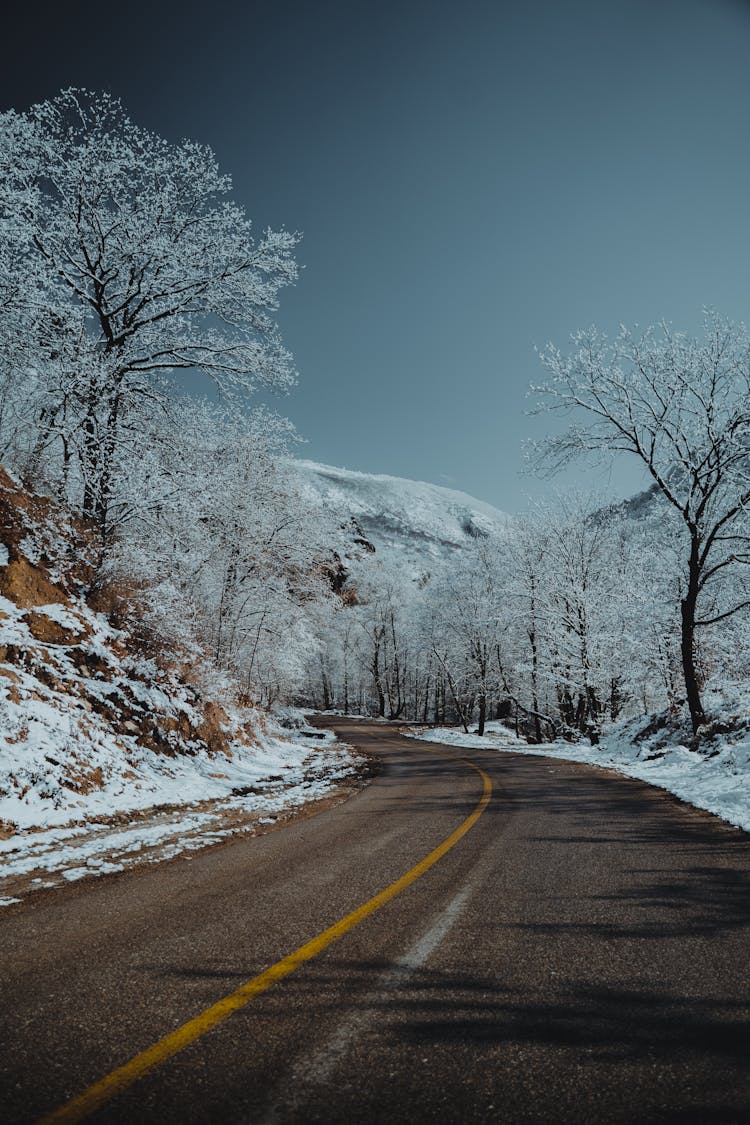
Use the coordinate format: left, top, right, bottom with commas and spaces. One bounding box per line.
289, 458, 509, 575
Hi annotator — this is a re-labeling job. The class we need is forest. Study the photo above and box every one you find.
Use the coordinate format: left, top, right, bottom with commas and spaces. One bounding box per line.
2, 89, 750, 749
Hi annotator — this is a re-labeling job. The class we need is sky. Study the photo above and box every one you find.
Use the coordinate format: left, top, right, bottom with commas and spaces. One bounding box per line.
3, 0, 750, 511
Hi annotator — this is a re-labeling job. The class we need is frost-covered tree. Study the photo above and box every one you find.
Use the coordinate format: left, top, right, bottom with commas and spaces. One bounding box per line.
356, 564, 421, 720
104, 398, 334, 701
420, 537, 508, 734
534, 312, 750, 732
504, 516, 557, 740
0, 89, 299, 537
497, 496, 634, 741
538, 496, 632, 739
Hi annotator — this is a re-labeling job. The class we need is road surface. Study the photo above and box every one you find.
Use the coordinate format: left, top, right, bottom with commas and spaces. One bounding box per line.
1, 719, 749, 1123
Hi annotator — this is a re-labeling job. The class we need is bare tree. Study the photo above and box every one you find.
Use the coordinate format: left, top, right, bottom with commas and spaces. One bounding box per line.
533, 312, 750, 733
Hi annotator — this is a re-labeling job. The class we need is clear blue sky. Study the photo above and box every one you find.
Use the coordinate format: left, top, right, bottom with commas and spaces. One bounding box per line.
4, 0, 750, 510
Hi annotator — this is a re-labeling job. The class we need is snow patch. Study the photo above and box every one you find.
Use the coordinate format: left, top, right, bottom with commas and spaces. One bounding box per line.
0, 725, 363, 900
290, 459, 508, 578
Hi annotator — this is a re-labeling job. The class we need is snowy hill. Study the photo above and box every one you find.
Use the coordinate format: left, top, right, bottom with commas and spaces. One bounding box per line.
0, 466, 359, 889
290, 460, 509, 575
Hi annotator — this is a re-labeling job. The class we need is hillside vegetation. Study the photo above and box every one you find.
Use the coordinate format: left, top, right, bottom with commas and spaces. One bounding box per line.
0, 467, 353, 837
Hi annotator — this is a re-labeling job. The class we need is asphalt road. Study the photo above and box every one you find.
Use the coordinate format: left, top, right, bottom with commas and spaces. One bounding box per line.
1, 719, 749, 1124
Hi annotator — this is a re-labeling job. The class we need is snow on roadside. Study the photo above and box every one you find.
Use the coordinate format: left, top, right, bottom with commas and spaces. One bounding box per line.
0, 469, 369, 906
0, 678, 349, 832
410, 719, 750, 833
0, 568, 358, 838
0, 724, 364, 904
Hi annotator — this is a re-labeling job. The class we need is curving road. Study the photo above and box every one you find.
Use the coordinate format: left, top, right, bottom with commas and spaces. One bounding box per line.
1, 718, 749, 1124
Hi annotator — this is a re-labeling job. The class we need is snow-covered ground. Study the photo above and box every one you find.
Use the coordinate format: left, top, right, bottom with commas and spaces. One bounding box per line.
0, 724, 363, 906
291, 459, 508, 577
0, 466, 368, 906
411, 718, 750, 833
0, 648, 350, 833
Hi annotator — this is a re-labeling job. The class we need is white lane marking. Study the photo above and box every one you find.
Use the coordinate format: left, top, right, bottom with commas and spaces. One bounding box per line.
393, 880, 474, 974
262, 880, 475, 1120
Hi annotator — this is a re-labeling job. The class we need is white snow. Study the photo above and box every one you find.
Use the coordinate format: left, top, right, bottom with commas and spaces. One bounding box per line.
0, 724, 361, 902
411, 717, 750, 833
0, 568, 359, 835
291, 459, 508, 575
0, 475, 365, 904
0, 697, 351, 832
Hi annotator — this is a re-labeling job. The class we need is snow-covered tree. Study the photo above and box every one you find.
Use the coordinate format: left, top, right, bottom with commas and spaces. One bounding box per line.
534, 312, 750, 732
504, 516, 558, 740
418, 536, 509, 733
0, 89, 299, 538
103, 398, 335, 701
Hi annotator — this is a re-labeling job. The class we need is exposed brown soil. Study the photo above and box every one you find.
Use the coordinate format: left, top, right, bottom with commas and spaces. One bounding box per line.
24, 609, 87, 646
0, 557, 68, 610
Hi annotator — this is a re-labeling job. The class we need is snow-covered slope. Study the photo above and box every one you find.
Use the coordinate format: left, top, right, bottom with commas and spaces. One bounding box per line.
0, 466, 358, 843
291, 459, 509, 574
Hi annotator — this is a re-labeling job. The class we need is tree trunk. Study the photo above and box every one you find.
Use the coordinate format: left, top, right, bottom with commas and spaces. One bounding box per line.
529, 629, 542, 743
95, 392, 121, 546
476, 692, 487, 736
320, 656, 332, 711
528, 581, 543, 743
81, 410, 99, 520
681, 549, 706, 733
372, 634, 386, 718
557, 686, 575, 730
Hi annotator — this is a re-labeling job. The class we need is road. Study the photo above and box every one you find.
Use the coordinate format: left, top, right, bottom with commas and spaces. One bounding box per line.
1, 719, 749, 1124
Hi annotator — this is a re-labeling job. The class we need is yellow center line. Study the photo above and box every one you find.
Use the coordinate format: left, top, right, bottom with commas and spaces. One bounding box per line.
39, 752, 492, 1124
